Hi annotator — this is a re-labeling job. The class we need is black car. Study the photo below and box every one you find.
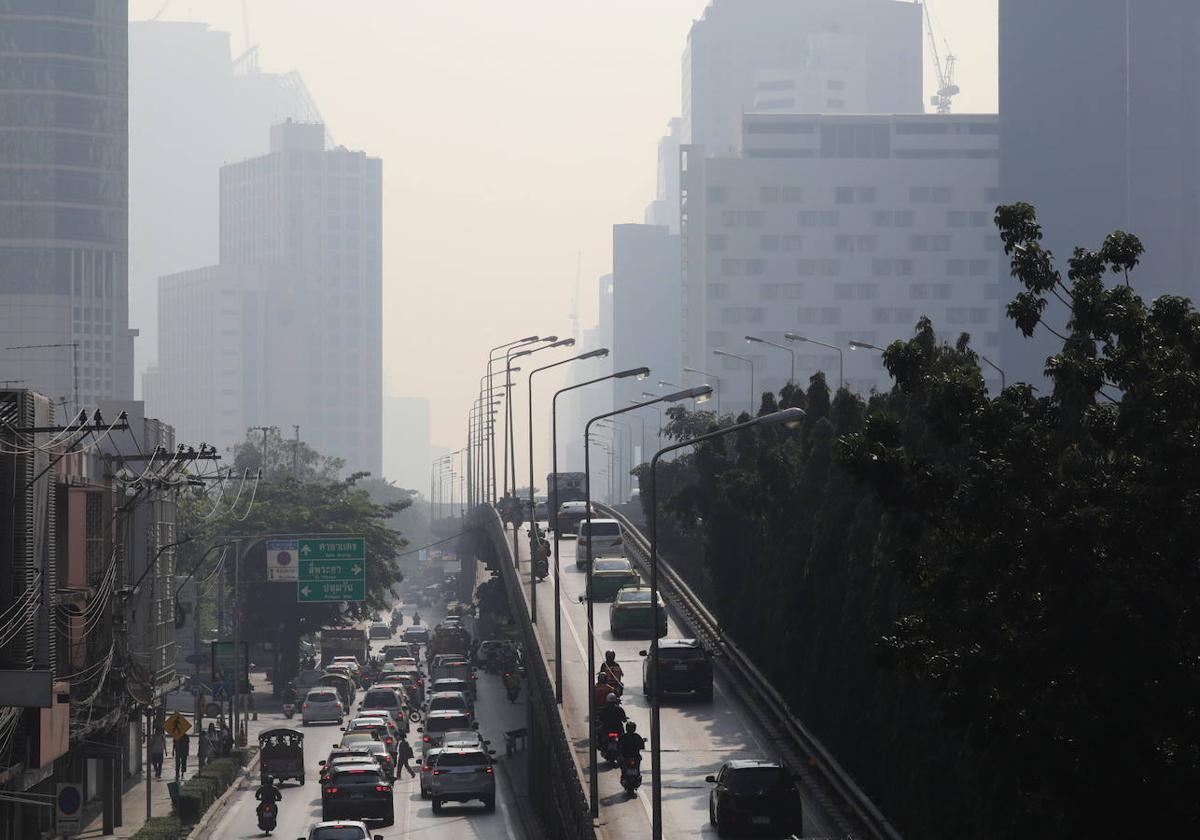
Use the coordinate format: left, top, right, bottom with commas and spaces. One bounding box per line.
706, 760, 801, 836
322, 765, 395, 826
641, 639, 713, 700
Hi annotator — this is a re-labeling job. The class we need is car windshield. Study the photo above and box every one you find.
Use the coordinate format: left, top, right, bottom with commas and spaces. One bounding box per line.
332, 768, 385, 784
311, 828, 368, 840
618, 590, 653, 603
582, 522, 620, 537
363, 692, 398, 708
426, 715, 471, 733
659, 647, 706, 661
442, 730, 479, 746
308, 691, 337, 703
724, 767, 789, 795
435, 751, 488, 767
429, 698, 466, 712
341, 732, 378, 744
594, 559, 632, 572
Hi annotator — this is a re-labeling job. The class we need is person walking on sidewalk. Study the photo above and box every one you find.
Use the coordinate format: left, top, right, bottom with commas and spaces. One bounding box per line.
197, 725, 210, 768
396, 736, 416, 778
148, 731, 166, 779
173, 731, 191, 780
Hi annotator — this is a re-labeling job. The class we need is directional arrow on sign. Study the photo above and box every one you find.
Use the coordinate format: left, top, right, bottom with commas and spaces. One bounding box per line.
301, 544, 312, 555
300, 585, 312, 597
351, 564, 362, 575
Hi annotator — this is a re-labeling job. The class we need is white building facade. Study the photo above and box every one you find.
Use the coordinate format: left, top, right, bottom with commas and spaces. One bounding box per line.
681, 113, 1002, 413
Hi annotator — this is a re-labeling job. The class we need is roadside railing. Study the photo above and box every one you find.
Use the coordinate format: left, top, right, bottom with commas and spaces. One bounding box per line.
596, 502, 903, 840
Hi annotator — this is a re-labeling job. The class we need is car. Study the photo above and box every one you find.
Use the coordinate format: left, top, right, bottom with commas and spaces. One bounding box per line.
706, 760, 802, 836
418, 710, 476, 757
388, 657, 418, 673
302, 688, 345, 725
428, 748, 497, 813
609, 586, 668, 637
319, 754, 382, 785
425, 691, 471, 717
473, 639, 519, 669
438, 662, 477, 699
418, 746, 449, 799
322, 765, 394, 826
555, 501, 593, 536
641, 638, 714, 700
360, 740, 397, 781
368, 623, 391, 640
587, 557, 641, 599
346, 717, 400, 757
329, 656, 362, 674
300, 818, 385, 840
381, 643, 419, 663
428, 677, 472, 704
358, 686, 407, 726
576, 518, 624, 563
402, 625, 431, 644
297, 669, 325, 692
442, 729, 488, 751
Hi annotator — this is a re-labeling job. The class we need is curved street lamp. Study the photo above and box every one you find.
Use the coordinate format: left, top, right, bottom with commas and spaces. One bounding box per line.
784, 333, 843, 391
745, 334, 795, 385
683, 366, 721, 416
713, 348, 755, 412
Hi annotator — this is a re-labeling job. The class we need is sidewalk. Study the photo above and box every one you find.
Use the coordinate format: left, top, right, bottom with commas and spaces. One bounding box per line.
76, 673, 278, 839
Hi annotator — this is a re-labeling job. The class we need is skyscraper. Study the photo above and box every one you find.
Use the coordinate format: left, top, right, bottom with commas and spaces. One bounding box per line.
999, 0, 1200, 383
682, 0, 923, 154
0, 1, 133, 411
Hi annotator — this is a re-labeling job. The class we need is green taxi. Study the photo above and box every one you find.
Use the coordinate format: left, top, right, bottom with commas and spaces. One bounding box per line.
609, 586, 667, 637
588, 558, 641, 601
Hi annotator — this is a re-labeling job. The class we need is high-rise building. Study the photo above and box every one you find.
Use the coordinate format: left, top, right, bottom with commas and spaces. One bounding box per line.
644, 118, 683, 233
129, 21, 326, 381
147, 123, 382, 475
999, 0, 1200, 383
681, 113, 1002, 413
383, 395, 431, 491
682, 0, 923, 154
0, 1, 133, 411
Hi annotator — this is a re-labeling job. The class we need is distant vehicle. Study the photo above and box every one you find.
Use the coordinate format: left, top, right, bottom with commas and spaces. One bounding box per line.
358, 687, 407, 726
425, 691, 472, 717
587, 557, 640, 600
706, 760, 802, 836
534, 499, 549, 521
428, 748, 497, 813
302, 819, 384, 840
368, 623, 391, 640
346, 717, 400, 757
322, 766, 394, 826
556, 500, 594, 537
609, 586, 667, 638
641, 638, 713, 700
428, 678, 472, 704
319, 751, 382, 784
577, 518, 624, 562
547, 472, 587, 523
402, 626, 430, 645
320, 628, 369, 668
302, 688, 344, 726
429, 625, 472, 658
418, 710, 476, 757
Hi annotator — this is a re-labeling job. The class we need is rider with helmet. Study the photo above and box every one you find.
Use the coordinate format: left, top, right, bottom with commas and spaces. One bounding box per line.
593, 672, 614, 707
597, 692, 627, 736
600, 649, 624, 695
618, 720, 645, 759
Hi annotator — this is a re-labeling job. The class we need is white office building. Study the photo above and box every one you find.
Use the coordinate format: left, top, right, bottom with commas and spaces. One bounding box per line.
681, 112, 1002, 413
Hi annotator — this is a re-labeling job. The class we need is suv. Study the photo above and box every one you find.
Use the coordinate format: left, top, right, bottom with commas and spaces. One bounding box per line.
555, 501, 592, 536
425, 691, 472, 717
359, 687, 406, 725
428, 748, 497, 813
576, 518, 623, 562
303, 688, 344, 725
706, 760, 802, 836
322, 765, 394, 826
641, 638, 713, 700
368, 623, 391, 640
418, 711, 476, 757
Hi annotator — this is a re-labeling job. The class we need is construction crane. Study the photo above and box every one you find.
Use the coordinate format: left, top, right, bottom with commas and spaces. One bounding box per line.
923, 1, 960, 114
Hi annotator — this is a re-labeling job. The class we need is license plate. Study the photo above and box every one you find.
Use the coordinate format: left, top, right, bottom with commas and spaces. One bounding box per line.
751, 816, 771, 825
350, 793, 365, 799
671, 664, 688, 671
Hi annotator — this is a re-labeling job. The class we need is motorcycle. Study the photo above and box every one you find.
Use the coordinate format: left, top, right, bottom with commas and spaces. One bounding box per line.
601, 728, 622, 766
620, 755, 642, 794
281, 703, 295, 719
256, 800, 277, 835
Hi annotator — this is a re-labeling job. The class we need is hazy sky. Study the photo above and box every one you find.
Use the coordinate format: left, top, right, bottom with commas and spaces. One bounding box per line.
129, 0, 998, 462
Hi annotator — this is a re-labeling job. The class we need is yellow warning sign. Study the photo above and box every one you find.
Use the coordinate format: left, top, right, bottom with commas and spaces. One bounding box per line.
164, 712, 192, 740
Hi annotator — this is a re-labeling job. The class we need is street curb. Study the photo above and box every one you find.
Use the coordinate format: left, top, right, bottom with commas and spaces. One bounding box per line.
184, 749, 262, 838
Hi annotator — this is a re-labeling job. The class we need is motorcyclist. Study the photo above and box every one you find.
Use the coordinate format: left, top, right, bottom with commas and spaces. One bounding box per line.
592, 672, 613, 707
600, 650, 624, 692
618, 720, 645, 760
596, 692, 627, 738
281, 682, 298, 706
413, 611, 421, 625
255, 775, 282, 807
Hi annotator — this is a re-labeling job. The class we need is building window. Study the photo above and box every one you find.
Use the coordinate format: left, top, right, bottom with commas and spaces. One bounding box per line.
721, 307, 744, 324
707, 234, 727, 251
932, 283, 952, 300
947, 259, 967, 276
873, 210, 893, 227
746, 307, 765, 324
721, 259, 743, 276
828, 79, 845, 91
797, 259, 817, 276
910, 283, 930, 300
782, 235, 804, 251
761, 234, 780, 251
707, 283, 728, 300
761, 284, 779, 300
721, 210, 742, 227
781, 186, 804, 203
707, 331, 729, 348
781, 284, 803, 299
835, 283, 853, 300
85, 492, 104, 584
707, 186, 728, 203
970, 211, 990, 227
835, 186, 854, 204
872, 258, 893, 276
910, 235, 930, 251
745, 211, 767, 227
746, 258, 766, 275
932, 235, 952, 252
820, 259, 840, 277
970, 259, 990, 276
760, 186, 780, 203
895, 210, 915, 227
947, 210, 967, 227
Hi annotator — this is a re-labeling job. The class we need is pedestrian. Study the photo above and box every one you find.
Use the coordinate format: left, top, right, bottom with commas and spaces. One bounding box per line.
197, 725, 210, 768
396, 736, 416, 778
173, 731, 191, 780
148, 730, 166, 780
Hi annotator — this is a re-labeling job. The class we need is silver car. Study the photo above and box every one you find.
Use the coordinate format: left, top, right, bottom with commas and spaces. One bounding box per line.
302, 688, 344, 725
418, 711, 475, 757
428, 748, 497, 812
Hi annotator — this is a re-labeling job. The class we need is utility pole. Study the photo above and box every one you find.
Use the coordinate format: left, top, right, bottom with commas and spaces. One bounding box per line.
292, 425, 300, 479
249, 426, 275, 475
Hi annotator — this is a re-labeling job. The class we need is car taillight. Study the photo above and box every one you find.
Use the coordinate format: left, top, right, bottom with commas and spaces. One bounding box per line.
485, 767, 494, 774
386, 737, 393, 745
325, 787, 338, 794
432, 770, 443, 775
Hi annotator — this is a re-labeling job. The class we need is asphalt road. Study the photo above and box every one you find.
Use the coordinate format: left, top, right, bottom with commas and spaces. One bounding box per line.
204, 614, 529, 840
518, 522, 838, 839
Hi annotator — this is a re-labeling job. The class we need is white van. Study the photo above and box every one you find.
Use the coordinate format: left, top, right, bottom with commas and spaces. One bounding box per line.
576, 518, 624, 566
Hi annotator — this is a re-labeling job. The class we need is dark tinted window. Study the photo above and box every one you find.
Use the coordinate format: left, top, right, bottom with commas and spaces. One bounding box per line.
435, 751, 489, 767
723, 767, 789, 794
332, 768, 384, 784
426, 715, 471, 733
659, 647, 706, 661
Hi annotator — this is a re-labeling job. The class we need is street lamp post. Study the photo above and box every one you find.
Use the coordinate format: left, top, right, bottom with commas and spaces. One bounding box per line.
583, 384, 713, 819
713, 349, 756, 414
645, 406, 805, 840
784, 333, 843, 391
526, 348, 608, 623
683, 367, 721, 416
488, 336, 540, 502
745, 334, 795, 385
550, 365, 646, 703
979, 354, 1006, 390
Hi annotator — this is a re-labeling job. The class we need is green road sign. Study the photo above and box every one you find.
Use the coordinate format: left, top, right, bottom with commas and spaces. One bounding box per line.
296, 537, 365, 602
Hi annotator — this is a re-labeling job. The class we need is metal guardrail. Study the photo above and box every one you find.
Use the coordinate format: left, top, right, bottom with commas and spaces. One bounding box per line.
596, 502, 903, 840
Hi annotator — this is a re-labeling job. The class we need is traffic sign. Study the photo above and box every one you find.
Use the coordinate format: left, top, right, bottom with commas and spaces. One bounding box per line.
211, 681, 229, 701
297, 537, 365, 602
210, 642, 250, 692
267, 539, 299, 582
56, 783, 82, 835
164, 712, 192, 740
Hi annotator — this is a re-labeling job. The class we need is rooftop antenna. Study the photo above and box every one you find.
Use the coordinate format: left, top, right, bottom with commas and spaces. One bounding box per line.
924, 1, 960, 114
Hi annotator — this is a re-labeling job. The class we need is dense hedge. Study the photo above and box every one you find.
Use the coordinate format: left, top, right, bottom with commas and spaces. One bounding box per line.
128, 816, 180, 840
177, 747, 256, 824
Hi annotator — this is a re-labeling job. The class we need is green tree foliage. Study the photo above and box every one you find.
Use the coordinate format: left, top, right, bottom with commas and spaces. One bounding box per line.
179, 431, 407, 690
641, 206, 1200, 836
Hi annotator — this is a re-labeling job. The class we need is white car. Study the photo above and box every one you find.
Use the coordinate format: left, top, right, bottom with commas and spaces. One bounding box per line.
329, 656, 361, 673
302, 688, 344, 726
302, 820, 384, 840
577, 518, 624, 561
